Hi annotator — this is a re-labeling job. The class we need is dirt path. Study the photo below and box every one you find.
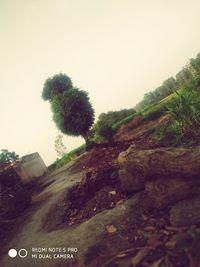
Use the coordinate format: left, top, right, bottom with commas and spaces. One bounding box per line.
0, 160, 84, 267
1, 124, 198, 266
0, 156, 141, 267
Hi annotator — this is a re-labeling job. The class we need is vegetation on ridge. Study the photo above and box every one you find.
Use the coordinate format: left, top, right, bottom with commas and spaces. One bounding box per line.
48, 53, 200, 171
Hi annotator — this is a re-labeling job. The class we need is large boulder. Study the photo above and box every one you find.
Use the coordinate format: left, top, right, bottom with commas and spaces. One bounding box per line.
170, 195, 200, 226
144, 177, 200, 208
118, 145, 200, 193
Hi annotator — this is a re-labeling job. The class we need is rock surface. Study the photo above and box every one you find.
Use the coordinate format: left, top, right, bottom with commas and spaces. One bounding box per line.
170, 195, 200, 226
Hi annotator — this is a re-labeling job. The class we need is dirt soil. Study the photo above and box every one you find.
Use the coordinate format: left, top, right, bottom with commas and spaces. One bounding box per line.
1, 114, 200, 267
43, 185, 128, 231
69, 142, 130, 173
45, 133, 158, 232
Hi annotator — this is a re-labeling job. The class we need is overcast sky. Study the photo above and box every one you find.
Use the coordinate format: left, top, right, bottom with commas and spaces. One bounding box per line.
1, 0, 200, 165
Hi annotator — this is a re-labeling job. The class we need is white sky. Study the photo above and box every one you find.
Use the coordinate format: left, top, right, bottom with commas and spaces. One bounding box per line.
1, 0, 200, 165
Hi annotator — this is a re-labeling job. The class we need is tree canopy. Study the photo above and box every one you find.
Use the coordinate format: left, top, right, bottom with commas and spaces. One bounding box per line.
42, 73, 73, 101
42, 74, 94, 144
0, 149, 19, 164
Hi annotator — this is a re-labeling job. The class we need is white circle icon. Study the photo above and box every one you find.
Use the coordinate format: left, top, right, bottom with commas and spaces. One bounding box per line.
18, 249, 28, 258
8, 249, 17, 258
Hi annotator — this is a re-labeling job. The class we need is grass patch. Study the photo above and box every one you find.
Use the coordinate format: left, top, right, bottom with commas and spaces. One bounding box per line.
112, 92, 177, 131
48, 144, 86, 172
112, 96, 171, 131
112, 112, 140, 130
154, 87, 200, 146
142, 93, 176, 120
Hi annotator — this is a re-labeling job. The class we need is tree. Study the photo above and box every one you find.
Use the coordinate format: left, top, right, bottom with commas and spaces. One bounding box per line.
42, 74, 95, 144
0, 149, 19, 164
42, 73, 73, 101
54, 134, 67, 158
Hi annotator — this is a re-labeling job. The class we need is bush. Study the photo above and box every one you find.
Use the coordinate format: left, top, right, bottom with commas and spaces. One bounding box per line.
93, 109, 136, 140
144, 109, 165, 121
153, 123, 182, 146
95, 123, 114, 142
154, 88, 200, 146
167, 89, 200, 131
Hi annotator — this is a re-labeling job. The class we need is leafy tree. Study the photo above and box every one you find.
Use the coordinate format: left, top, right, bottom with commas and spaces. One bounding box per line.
51, 88, 94, 142
42, 74, 94, 144
190, 56, 200, 73
54, 134, 67, 158
42, 73, 73, 101
176, 68, 193, 86
0, 149, 19, 164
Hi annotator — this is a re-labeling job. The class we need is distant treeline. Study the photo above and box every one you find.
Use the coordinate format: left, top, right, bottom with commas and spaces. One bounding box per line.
135, 53, 200, 111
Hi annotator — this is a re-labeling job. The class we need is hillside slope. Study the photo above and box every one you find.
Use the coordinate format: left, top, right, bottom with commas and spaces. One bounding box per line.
1, 110, 200, 266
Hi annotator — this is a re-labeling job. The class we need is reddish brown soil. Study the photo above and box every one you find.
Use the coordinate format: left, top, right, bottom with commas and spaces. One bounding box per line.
69, 142, 130, 173
85, 207, 200, 267
44, 118, 164, 232
69, 137, 160, 176
64, 186, 127, 226
43, 166, 129, 231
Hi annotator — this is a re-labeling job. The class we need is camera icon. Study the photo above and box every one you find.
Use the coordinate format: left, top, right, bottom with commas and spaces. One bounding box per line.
8, 248, 28, 258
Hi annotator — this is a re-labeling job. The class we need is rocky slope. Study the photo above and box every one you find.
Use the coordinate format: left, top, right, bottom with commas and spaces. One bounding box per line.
1, 115, 200, 267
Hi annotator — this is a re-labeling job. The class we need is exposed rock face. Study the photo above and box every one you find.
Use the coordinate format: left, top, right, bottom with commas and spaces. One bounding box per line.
114, 116, 144, 141
170, 195, 200, 226
144, 178, 200, 209
118, 168, 145, 192
2, 143, 200, 267
118, 145, 200, 185
118, 145, 200, 225
68, 166, 120, 206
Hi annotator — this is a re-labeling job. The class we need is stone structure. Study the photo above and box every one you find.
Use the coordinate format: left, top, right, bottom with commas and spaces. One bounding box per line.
14, 152, 47, 184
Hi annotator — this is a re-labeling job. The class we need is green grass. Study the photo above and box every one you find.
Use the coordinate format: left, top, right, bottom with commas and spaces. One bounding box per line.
141, 91, 180, 119
48, 78, 200, 172
112, 112, 140, 130
153, 87, 200, 146
48, 144, 86, 172
112, 93, 174, 131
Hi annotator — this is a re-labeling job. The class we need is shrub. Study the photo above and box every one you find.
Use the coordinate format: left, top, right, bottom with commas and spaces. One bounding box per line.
167, 89, 200, 132
154, 88, 200, 146
97, 123, 114, 142
144, 109, 165, 121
